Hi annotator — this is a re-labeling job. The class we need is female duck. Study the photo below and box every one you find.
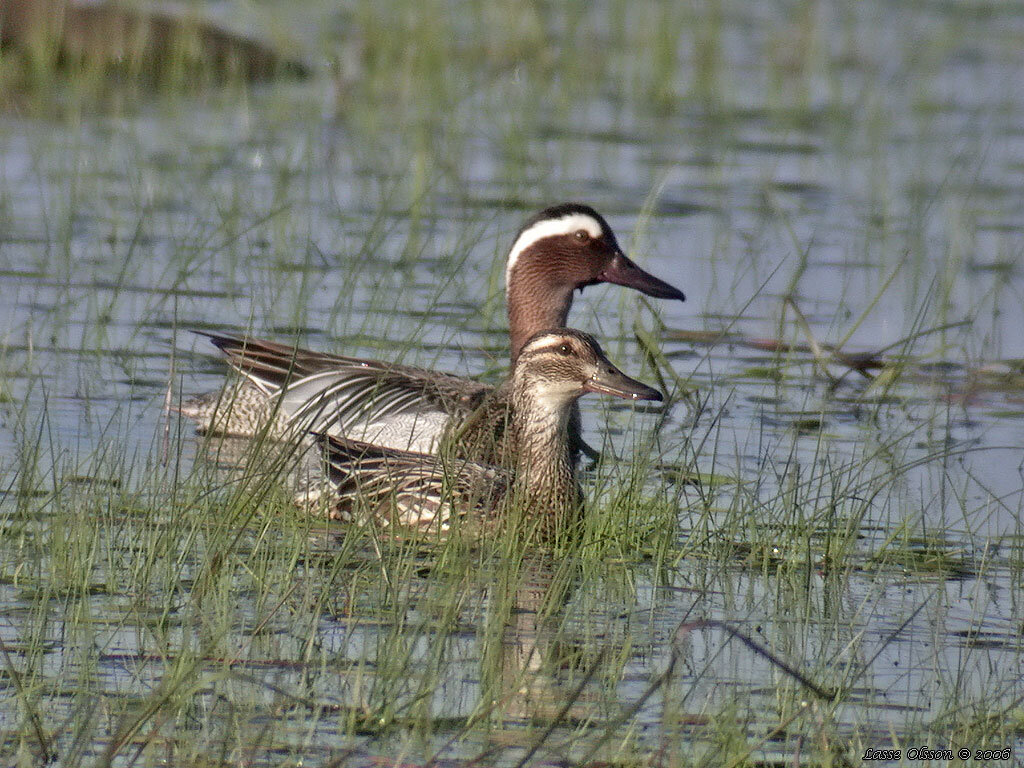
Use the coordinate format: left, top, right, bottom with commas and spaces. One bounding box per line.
315, 329, 662, 536
180, 203, 683, 458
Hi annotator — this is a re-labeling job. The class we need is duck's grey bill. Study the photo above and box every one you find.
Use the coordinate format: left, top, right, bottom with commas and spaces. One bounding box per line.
599, 253, 685, 302
584, 368, 664, 402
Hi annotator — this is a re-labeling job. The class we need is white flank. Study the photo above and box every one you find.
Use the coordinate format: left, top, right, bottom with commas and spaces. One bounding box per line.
505, 213, 603, 288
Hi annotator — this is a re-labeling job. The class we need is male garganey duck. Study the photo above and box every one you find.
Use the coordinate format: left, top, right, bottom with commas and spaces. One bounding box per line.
179, 203, 683, 462
314, 329, 662, 535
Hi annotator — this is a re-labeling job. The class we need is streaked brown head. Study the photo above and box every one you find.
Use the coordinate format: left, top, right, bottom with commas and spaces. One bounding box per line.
512, 328, 663, 410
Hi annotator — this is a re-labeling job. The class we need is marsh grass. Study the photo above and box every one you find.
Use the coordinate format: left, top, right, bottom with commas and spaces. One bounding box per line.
1, 369, 1019, 762
9, 350, 992, 765
1, 0, 1023, 765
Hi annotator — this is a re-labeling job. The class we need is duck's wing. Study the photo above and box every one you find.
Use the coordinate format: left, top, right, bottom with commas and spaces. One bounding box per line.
316, 433, 509, 530
195, 332, 361, 392
195, 332, 494, 448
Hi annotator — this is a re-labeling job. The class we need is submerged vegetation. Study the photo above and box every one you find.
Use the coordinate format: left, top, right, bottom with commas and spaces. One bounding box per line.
1, 0, 1022, 765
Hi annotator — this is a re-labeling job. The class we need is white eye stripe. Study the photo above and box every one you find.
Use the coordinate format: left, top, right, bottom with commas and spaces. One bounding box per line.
520, 338, 578, 356
528, 342, 568, 355
505, 213, 603, 287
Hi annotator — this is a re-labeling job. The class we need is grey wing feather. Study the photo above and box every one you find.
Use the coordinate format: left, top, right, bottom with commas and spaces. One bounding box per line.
195, 332, 373, 385
196, 331, 494, 433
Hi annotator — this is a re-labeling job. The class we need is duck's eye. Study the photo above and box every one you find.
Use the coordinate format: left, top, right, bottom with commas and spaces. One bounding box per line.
557, 343, 573, 356
574, 229, 590, 242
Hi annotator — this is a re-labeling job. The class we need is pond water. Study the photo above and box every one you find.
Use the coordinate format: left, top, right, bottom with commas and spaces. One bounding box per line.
1, 0, 1023, 764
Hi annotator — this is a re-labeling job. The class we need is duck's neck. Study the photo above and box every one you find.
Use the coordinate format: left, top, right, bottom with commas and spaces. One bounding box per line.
507, 277, 573, 363
508, 383, 582, 527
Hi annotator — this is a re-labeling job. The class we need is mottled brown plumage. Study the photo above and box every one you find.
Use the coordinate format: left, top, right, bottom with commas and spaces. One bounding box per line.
317, 329, 662, 537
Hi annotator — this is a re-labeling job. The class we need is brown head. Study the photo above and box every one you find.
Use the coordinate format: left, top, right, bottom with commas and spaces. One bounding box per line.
505, 203, 685, 361
511, 328, 663, 416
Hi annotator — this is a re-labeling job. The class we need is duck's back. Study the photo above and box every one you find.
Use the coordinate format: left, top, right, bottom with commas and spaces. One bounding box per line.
319, 435, 510, 531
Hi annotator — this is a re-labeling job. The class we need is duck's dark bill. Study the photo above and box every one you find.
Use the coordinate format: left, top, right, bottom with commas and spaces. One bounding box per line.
584, 368, 663, 402
599, 253, 685, 302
